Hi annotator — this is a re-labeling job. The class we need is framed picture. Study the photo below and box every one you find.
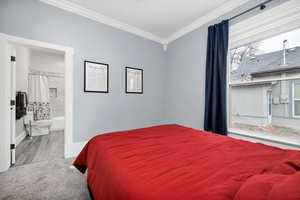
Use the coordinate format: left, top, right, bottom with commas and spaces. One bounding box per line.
84, 61, 109, 93
125, 67, 143, 94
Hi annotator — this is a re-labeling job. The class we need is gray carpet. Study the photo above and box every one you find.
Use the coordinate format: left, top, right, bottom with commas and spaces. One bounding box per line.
0, 158, 91, 200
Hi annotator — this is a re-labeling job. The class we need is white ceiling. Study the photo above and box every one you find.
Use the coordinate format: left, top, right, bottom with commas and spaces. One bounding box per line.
66, 0, 229, 38
40, 0, 250, 45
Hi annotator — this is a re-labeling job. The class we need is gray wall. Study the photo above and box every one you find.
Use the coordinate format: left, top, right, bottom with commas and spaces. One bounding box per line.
0, 0, 288, 143
164, 0, 287, 130
0, 0, 166, 142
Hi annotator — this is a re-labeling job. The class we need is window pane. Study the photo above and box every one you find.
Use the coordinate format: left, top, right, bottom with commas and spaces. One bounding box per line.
295, 100, 300, 116
295, 84, 300, 99
230, 79, 300, 143
229, 28, 300, 144
230, 28, 300, 83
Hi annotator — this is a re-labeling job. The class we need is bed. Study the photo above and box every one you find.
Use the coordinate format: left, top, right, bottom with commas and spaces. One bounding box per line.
74, 124, 300, 200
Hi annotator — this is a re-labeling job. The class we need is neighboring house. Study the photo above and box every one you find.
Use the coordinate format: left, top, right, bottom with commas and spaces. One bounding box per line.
230, 46, 300, 131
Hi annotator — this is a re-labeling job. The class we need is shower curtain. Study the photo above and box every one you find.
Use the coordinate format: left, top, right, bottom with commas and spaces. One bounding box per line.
27, 74, 51, 121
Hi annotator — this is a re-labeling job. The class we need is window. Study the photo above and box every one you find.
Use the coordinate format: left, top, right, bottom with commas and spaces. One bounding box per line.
229, 28, 300, 144
294, 82, 300, 117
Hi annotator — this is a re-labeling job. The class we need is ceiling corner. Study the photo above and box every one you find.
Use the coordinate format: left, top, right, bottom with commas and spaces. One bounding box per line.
165, 0, 252, 44
39, 0, 165, 44
39, 0, 252, 45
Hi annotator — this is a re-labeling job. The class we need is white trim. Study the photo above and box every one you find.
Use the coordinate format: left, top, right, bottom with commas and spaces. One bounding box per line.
68, 141, 87, 158
16, 131, 26, 146
0, 33, 74, 54
229, 76, 300, 87
163, 44, 168, 51
292, 82, 300, 118
39, 0, 251, 47
64, 45, 74, 159
0, 38, 11, 172
165, 0, 252, 44
0, 33, 75, 171
39, 0, 165, 45
229, 129, 300, 150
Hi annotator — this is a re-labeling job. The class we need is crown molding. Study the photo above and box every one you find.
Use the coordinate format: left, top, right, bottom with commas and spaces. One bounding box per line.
39, 0, 251, 48
39, 0, 165, 44
165, 0, 252, 44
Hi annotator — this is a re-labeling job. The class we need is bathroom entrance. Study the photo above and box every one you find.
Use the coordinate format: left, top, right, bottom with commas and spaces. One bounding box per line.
10, 44, 66, 167
0, 33, 74, 172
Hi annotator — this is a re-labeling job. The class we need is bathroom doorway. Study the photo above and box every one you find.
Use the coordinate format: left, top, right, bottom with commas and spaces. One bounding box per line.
0, 34, 74, 172
12, 44, 66, 166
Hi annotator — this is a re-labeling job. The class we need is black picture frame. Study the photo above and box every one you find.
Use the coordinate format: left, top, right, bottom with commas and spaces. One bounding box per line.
84, 60, 109, 93
125, 67, 143, 94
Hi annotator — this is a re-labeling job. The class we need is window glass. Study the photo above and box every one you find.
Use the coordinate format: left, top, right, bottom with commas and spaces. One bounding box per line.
295, 84, 300, 99
229, 28, 300, 144
295, 101, 300, 116
230, 29, 300, 82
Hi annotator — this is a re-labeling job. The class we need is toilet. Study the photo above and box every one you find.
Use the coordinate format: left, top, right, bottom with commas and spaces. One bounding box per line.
31, 120, 52, 136
25, 111, 52, 136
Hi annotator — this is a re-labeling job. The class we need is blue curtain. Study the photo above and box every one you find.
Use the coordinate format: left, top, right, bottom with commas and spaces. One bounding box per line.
204, 20, 229, 136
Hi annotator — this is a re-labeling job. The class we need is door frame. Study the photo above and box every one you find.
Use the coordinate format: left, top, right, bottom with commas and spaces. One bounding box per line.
0, 33, 74, 172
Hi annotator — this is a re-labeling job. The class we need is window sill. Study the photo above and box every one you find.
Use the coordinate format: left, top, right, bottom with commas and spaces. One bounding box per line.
228, 128, 300, 150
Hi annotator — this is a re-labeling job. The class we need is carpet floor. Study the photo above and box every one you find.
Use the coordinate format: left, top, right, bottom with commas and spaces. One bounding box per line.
0, 158, 91, 200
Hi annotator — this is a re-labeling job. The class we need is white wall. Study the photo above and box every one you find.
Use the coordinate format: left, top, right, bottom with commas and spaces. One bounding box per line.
0, 39, 11, 172
30, 50, 64, 73
16, 46, 30, 92
30, 50, 65, 117
230, 84, 269, 127
231, 85, 268, 117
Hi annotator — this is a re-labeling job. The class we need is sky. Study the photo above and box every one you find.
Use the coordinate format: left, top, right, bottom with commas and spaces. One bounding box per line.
257, 28, 300, 55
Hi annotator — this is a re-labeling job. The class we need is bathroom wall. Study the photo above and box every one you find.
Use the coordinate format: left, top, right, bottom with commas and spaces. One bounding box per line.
30, 50, 65, 117
30, 50, 64, 73
15, 46, 30, 140
47, 75, 65, 117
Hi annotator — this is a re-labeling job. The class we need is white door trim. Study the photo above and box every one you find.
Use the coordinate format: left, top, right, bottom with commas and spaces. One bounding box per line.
0, 33, 74, 172
10, 47, 17, 165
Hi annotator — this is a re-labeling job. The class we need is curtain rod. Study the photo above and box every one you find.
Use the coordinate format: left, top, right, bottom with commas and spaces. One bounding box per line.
229, 0, 274, 21
28, 70, 64, 78
28, 73, 64, 78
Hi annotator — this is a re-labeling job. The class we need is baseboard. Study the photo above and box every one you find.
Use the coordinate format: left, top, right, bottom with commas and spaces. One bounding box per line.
16, 131, 26, 146
65, 141, 87, 159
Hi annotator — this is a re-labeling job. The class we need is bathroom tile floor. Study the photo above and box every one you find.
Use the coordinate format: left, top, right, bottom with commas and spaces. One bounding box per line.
15, 130, 64, 167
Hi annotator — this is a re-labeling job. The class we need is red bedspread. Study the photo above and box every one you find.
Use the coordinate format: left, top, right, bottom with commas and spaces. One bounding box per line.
74, 125, 300, 200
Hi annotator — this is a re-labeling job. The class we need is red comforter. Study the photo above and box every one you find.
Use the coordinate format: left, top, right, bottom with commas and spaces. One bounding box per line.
74, 125, 300, 200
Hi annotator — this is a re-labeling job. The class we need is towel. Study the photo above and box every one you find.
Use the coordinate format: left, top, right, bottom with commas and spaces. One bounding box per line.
16, 91, 28, 120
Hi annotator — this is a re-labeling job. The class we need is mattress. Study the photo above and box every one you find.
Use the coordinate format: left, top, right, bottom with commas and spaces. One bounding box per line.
74, 124, 300, 200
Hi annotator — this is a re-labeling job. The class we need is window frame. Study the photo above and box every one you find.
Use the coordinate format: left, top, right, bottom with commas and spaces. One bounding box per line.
292, 81, 300, 118
227, 0, 300, 146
